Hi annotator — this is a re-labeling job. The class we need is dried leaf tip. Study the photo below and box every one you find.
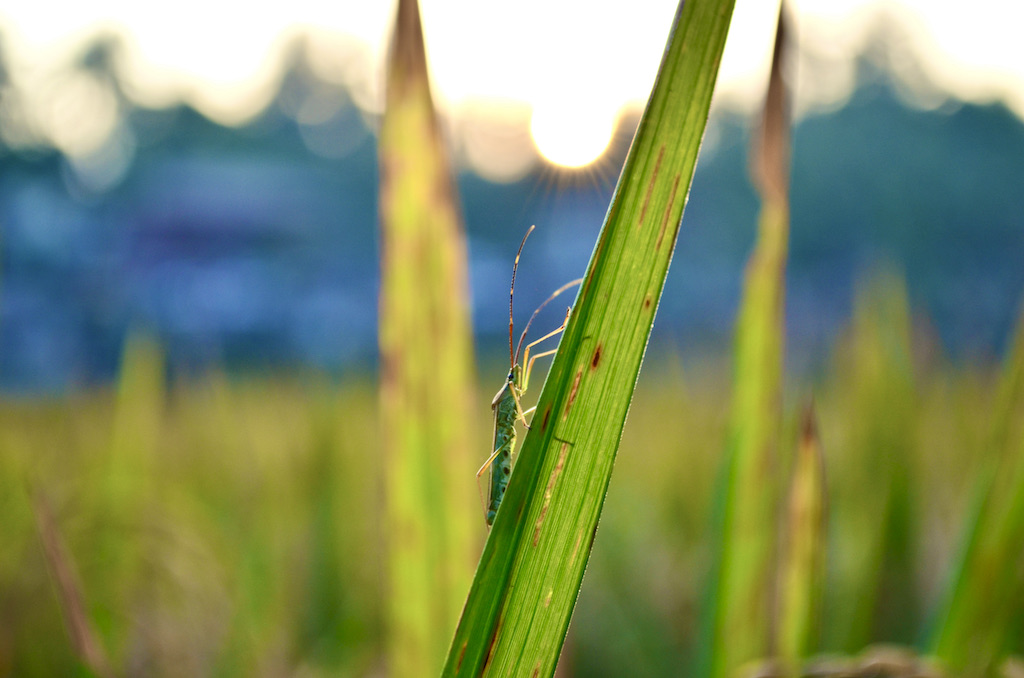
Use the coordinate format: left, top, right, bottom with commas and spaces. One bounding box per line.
751, 5, 791, 204
799, 399, 817, 447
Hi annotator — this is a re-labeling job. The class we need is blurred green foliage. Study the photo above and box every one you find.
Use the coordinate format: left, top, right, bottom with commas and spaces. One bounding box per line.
3, 1, 1023, 675
0, 364, 384, 676
929, 293, 1024, 675
2, 277, 1023, 675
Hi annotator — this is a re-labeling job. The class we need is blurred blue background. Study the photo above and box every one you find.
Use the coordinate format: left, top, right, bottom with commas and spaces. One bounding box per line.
1, 23, 1023, 392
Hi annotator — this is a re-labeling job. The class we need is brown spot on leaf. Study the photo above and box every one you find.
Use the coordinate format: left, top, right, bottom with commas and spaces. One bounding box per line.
532, 503, 549, 548
656, 173, 681, 251
533, 443, 569, 546
483, 619, 502, 673
571, 531, 583, 565
637, 145, 665, 228
671, 213, 683, 250
456, 642, 467, 672
563, 369, 583, 420
541, 405, 551, 432
644, 294, 652, 310
591, 344, 602, 370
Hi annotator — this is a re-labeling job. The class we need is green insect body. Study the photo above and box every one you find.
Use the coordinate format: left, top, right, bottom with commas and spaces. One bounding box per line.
487, 364, 522, 525
476, 225, 581, 527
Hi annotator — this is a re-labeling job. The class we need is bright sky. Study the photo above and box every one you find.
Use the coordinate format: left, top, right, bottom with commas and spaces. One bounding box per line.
2, 0, 1022, 176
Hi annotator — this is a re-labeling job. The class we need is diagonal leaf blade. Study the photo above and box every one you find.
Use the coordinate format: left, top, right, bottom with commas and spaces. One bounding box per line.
442, 1, 736, 675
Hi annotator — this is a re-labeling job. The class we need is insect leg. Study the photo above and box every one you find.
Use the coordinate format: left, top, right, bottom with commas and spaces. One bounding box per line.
521, 307, 572, 393
510, 386, 532, 429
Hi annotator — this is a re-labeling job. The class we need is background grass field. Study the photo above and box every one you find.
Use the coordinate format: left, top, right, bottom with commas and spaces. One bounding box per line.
3, 0, 1024, 676
2, 275, 1022, 675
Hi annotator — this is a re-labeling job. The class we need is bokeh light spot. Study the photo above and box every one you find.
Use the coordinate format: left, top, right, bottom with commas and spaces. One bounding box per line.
529, 100, 617, 169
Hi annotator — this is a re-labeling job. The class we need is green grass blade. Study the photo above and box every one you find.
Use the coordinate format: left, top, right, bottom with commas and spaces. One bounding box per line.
706, 9, 790, 677
441, 1, 735, 675
94, 332, 165, 655
824, 272, 917, 651
378, 0, 477, 674
106, 332, 164, 512
929, 301, 1024, 675
776, 405, 826, 672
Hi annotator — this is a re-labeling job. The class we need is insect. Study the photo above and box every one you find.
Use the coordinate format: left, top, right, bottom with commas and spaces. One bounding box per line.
477, 225, 582, 526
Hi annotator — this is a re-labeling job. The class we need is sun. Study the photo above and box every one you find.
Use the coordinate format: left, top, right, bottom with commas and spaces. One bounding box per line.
529, 100, 618, 169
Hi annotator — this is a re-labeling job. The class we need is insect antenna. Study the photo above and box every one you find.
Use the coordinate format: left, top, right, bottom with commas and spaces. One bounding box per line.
509, 225, 535, 369
515, 277, 584, 366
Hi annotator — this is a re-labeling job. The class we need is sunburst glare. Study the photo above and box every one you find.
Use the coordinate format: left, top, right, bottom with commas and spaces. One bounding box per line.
529, 98, 618, 169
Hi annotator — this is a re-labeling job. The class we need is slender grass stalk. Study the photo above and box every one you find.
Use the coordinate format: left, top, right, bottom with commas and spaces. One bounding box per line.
32, 488, 114, 678
929, 301, 1024, 675
378, 0, 476, 675
706, 7, 790, 676
93, 332, 165, 655
825, 273, 916, 651
106, 333, 164, 510
442, 1, 735, 675
776, 404, 826, 673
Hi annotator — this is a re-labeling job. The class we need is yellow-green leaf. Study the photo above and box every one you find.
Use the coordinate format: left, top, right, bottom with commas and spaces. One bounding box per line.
378, 0, 477, 675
